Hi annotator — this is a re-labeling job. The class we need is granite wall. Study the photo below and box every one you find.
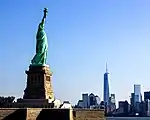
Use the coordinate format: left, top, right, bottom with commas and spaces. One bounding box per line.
0, 108, 27, 120
0, 108, 104, 120
73, 109, 105, 120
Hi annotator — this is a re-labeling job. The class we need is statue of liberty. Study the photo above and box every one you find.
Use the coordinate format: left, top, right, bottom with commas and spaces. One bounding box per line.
31, 8, 48, 66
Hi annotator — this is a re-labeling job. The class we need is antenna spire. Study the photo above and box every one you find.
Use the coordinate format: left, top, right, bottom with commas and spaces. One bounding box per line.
106, 62, 108, 73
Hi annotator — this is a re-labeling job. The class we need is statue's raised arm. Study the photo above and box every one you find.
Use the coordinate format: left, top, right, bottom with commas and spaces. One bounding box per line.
41, 8, 48, 25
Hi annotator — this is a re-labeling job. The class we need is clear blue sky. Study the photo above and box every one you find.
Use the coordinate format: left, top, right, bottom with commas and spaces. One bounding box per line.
0, 0, 150, 105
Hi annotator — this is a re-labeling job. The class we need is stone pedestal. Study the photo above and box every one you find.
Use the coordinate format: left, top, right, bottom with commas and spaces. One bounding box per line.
23, 65, 54, 100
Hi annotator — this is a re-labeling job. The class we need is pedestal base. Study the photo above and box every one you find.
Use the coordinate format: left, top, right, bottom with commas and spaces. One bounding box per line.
23, 65, 54, 100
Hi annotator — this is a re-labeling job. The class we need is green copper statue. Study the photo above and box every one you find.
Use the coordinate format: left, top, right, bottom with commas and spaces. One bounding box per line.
31, 8, 48, 66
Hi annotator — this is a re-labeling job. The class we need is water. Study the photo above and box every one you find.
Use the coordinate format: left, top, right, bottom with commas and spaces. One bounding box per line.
106, 117, 150, 120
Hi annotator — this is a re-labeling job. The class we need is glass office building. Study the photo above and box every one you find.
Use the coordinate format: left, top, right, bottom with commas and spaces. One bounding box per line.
134, 84, 141, 103
103, 65, 109, 105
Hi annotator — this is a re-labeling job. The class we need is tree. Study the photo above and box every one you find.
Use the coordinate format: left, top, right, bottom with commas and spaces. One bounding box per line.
0, 96, 15, 107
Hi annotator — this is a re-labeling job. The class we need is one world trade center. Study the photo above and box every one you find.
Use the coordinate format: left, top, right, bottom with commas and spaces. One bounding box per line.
103, 63, 110, 106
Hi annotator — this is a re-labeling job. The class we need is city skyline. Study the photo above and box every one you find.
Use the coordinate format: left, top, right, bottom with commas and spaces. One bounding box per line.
1, 0, 150, 105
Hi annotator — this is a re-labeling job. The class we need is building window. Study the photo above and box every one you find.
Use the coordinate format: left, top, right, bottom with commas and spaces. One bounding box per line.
30, 75, 37, 84
30, 76, 35, 84
35, 76, 37, 81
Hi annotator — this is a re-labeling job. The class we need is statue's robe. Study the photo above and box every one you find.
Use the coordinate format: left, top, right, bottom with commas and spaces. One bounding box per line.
31, 22, 48, 66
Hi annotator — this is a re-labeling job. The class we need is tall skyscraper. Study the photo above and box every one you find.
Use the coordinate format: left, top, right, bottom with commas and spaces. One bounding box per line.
82, 93, 89, 108
103, 63, 110, 105
134, 84, 141, 103
89, 93, 96, 106
130, 93, 135, 106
